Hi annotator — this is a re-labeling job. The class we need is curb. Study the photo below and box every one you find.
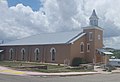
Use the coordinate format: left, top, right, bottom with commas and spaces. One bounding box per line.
26, 72, 100, 77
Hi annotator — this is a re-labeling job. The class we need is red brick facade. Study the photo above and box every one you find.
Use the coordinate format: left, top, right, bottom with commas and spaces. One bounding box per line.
0, 10, 105, 65
0, 27, 104, 65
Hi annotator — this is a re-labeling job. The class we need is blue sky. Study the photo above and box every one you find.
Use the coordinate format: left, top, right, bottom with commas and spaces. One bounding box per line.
7, 0, 42, 11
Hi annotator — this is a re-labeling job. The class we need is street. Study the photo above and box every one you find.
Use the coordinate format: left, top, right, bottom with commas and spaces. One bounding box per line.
0, 73, 120, 82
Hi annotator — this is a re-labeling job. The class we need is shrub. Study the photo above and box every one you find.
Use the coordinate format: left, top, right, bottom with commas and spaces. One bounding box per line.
71, 57, 86, 66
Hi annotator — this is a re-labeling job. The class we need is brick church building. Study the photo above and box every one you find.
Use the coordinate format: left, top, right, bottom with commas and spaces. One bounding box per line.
0, 10, 110, 65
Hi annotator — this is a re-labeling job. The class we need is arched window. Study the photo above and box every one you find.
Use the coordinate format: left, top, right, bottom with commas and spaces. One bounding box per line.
50, 48, 56, 62
34, 48, 40, 61
9, 48, 14, 60
87, 43, 90, 52
80, 42, 84, 53
21, 48, 25, 60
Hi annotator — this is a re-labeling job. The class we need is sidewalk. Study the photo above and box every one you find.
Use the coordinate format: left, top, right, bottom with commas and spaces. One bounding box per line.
94, 66, 120, 74
0, 66, 26, 76
0, 66, 120, 76
94, 66, 111, 74
112, 68, 120, 73
0, 66, 99, 76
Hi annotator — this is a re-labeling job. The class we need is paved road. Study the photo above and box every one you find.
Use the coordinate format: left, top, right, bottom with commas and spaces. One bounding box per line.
0, 73, 120, 82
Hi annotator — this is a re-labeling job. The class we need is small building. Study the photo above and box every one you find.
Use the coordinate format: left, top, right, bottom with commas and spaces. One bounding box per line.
97, 48, 113, 64
0, 10, 109, 65
109, 59, 120, 67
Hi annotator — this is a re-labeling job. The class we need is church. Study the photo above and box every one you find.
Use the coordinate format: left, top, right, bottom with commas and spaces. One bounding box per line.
0, 10, 111, 65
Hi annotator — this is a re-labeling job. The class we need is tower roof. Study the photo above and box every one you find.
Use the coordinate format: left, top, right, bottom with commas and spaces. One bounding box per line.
89, 9, 99, 19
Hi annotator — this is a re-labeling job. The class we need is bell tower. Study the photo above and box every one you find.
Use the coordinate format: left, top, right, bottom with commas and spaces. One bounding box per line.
83, 9, 103, 63
89, 9, 99, 26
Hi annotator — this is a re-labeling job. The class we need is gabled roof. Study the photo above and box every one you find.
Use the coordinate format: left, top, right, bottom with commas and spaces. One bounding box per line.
0, 31, 86, 46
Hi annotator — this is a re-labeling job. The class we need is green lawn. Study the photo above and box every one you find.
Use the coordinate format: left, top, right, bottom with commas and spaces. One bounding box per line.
0, 61, 93, 73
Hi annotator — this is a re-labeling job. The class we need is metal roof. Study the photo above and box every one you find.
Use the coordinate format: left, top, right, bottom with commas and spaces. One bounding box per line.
109, 59, 120, 62
0, 50, 3, 52
97, 48, 113, 55
0, 31, 86, 46
103, 52, 113, 55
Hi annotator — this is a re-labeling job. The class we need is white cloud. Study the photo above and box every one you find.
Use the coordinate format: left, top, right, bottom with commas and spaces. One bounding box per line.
0, 0, 120, 48
104, 36, 120, 49
0, 1, 50, 40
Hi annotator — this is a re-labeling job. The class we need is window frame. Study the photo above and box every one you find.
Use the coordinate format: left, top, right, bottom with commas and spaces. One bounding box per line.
34, 48, 40, 61
80, 42, 84, 53
89, 32, 93, 41
21, 48, 26, 61
50, 47, 56, 62
9, 48, 14, 60
98, 34, 101, 40
87, 43, 90, 52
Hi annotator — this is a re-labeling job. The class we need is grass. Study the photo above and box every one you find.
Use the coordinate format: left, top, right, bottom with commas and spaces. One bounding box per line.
0, 61, 93, 73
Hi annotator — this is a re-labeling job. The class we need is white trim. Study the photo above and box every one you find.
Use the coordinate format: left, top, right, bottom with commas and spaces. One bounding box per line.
83, 26, 103, 31
98, 35, 101, 40
80, 42, 84, 53
89, 32, 93, 41
34, 48, 39, 53
50, 47, 56, 62
21, 48, 26, 52
50, 47, 56, 53
68, 33, 86, 43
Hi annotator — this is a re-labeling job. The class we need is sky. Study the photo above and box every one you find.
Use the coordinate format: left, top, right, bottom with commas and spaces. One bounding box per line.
0, 0, 120, 49
7, 0, 42, 11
